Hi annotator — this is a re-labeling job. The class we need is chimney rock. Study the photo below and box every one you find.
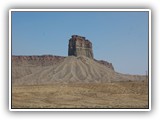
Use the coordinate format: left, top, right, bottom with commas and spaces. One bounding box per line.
68, 35, 94, 59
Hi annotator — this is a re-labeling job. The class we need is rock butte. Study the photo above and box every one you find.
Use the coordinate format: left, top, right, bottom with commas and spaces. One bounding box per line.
12, 35, 146, 85
68, 35, 94, 59
68, 35, 114, 70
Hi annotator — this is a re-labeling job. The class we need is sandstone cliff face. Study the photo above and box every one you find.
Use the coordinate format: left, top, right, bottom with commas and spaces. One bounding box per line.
68, 35, 94, 59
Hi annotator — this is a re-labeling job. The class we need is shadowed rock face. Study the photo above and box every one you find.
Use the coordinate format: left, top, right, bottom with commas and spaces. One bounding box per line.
68, 35, 94, 59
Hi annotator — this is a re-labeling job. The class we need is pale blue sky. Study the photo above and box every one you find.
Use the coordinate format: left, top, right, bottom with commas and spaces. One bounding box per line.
12, 11, 149, 75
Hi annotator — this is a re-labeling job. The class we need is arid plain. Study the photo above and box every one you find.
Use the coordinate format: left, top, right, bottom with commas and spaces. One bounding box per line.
12, 82, 148, 108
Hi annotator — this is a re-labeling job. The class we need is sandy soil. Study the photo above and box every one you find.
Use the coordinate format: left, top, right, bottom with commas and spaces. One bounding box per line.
12, 81, 148, 109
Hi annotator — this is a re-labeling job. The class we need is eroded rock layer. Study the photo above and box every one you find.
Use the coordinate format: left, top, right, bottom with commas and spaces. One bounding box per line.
12, 55, 146, 85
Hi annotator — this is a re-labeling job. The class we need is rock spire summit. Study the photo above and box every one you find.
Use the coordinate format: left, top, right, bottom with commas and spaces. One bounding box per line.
68, 35, 94, 59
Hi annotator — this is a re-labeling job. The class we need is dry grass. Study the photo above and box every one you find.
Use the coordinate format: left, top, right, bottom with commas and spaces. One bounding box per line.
12, 81, 148, 109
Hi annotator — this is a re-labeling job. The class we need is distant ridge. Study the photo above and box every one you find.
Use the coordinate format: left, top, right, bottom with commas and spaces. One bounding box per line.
12, 55, 66, 66
12, 55, 146, 85
12, 55, 114, 70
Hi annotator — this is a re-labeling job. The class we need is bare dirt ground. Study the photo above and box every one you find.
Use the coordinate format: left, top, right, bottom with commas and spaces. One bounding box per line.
12, 81, 148, 109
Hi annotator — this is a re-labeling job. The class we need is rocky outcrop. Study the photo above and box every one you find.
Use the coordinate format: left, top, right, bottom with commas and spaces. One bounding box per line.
68, 35, 94, 59
95, 60, 114, 70
12, 55, 65, 66
67, 35, 114, 70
